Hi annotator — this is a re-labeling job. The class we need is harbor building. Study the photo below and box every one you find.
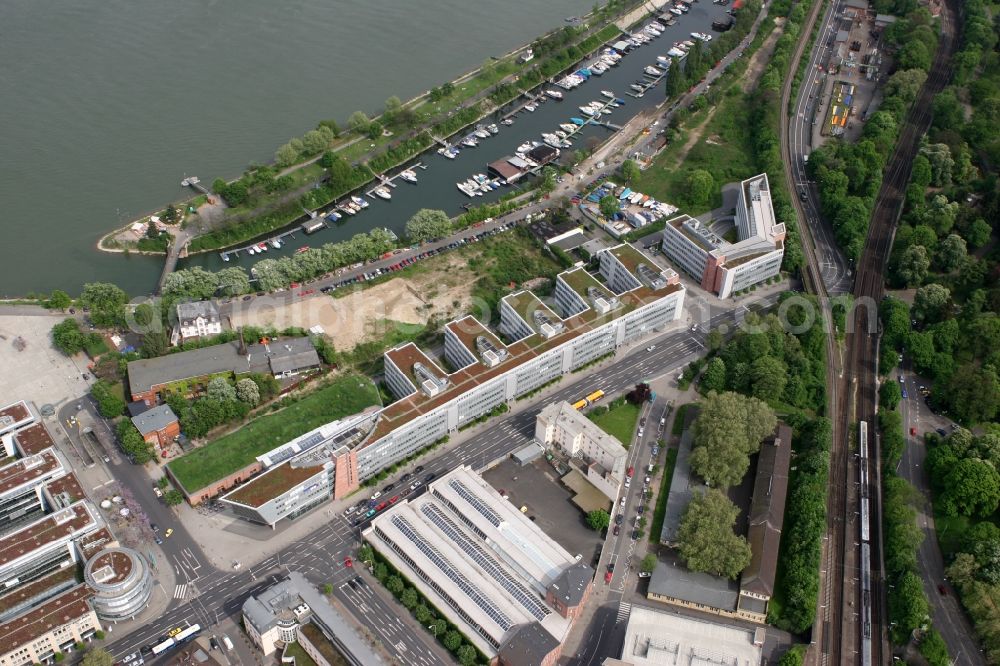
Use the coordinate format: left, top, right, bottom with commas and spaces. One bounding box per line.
535, 401, 626, 500
0, 585, 102, 666
208, 247, 684, 518
242, 571, 385, 664
363, 466, 591, 662
83, 546, 154, 622
172, 301, 223, 345
660, 173, 784, 298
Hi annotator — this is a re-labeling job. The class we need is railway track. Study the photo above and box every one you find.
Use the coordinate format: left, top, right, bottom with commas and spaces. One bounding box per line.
845, 0, 958, 663
780, 0, 960, 661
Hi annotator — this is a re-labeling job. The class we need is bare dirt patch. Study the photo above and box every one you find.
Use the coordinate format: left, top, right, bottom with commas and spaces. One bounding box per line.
230, 258, 475, 351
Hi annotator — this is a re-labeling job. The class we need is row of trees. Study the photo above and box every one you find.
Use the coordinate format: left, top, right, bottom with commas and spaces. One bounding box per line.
164, 375, 275, 440
51, 318, 104, 357
358, 543, 487, 665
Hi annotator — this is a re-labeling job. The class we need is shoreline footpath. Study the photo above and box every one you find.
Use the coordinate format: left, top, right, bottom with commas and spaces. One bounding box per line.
94, 1, 658, 258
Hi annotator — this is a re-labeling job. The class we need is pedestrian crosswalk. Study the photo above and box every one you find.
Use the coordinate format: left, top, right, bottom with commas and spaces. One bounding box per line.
616, 601, 631, 624
174, 584, 189, 600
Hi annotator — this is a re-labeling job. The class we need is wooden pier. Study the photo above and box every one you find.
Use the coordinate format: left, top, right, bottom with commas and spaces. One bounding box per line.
180, 176, 211, 196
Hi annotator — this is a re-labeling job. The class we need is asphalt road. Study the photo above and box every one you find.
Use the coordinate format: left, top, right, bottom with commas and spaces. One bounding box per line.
786, 0, 852, 295
104, 292, 780, 664
897, 367, 987, 665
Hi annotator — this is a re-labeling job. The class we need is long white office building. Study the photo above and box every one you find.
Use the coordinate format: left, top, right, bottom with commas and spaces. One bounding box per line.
661, 173, 784, 298
364, 467, 591, 661
220, 245, 685, 521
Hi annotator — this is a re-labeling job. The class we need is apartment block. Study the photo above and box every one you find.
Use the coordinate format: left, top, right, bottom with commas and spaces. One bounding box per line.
535, 401, 626, 500
660, 173, 784, 298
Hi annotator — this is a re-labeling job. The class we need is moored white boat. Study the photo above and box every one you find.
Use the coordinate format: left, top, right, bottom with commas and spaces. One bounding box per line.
351, 195, 369, 208
399, 169, 418, 183
373, 187, 391, 200
545, 89, 564, 100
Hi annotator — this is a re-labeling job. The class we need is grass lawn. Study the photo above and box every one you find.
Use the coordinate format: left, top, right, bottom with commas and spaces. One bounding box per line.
282, 642, 319, 666
671, 403, 692, 436
649, 447, 679, 544
589, 401, 641, 448
634, 90, 758, 214
168, 373, 380, 492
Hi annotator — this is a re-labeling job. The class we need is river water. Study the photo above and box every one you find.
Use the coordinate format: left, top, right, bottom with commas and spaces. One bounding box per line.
0, 0, 729, 296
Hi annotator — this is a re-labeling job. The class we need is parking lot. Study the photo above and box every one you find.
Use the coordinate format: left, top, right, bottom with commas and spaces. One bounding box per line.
483, 457, 604, 560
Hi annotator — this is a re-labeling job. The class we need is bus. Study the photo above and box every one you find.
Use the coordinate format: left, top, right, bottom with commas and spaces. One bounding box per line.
571, 400, 588, 410
585, 390, 605, 404
147, 623, 200, 656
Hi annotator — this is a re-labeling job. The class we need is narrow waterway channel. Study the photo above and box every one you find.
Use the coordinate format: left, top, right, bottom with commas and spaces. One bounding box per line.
179, 1, 732, 276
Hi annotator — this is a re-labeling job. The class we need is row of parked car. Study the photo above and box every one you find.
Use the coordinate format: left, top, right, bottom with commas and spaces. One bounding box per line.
318, 221, 515, 294
344, 466, 439, 527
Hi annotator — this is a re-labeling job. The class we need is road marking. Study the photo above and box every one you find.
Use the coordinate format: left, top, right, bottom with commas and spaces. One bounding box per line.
616, 601, 632, 624
173, 584, 188, 600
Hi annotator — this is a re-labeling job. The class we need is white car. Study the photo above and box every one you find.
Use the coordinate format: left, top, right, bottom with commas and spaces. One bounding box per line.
370, 491, 382, 500
152, 487, 163, 499
646, 345, 656, 352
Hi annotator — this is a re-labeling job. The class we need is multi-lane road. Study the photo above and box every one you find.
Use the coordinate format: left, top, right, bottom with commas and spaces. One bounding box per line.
104, 292, 780, 664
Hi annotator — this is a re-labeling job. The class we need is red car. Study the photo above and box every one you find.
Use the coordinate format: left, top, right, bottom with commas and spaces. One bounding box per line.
604, 571, 613, 584
626, 466, 634, 478
375, 501, 387, 512
910, 427, 917, 436
389, 495, 400, 505
344, 557, 353, 568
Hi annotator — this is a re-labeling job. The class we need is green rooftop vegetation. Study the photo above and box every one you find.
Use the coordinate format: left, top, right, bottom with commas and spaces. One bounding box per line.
168, 373, 379, 492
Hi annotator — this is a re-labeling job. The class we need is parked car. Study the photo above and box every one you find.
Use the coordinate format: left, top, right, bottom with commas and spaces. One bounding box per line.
164, 528, 173, 538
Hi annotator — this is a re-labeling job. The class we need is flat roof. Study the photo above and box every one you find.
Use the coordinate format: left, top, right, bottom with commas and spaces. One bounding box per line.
648, 557, 739, 611
13, 423, 55, 456
385, 342, 447, 390
0, 566, 77, 616
365, 267, 682, 443
86, 548, 134, 586
619, 604, 762, 665
559, 268, 615, 302
0, 584, 93, 652
43, 472, 86, 506
76, 527, 117, 561
445, 316, 507, 368
128, 341, 255, 394
503, 291, 562, 338
0, 402, 33, 435
0, 450, 62, 498
538, 402, 625, 463
223, 459, 330, 508
0, 502, 97, 568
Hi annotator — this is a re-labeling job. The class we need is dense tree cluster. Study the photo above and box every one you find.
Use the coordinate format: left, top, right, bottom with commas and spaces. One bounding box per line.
405, 209, 453, 243
690, 392, 776, 488
164, 373, 276, 440
927, 428, 1000, 518
769, 418, 830, 633
676, 489, 751, 578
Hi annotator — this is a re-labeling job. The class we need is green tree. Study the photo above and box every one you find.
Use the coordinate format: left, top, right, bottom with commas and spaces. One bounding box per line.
456, 645, 478, 665
414, 604, 433, 624
430, 618, 447, 637
81, 649, 114, 666
599, 195, 620, 218
47, 290, 72, 311
684, 169, 715, 208
620, 159, 641, 183
690, 392, 777, 488
936, 233, 967, 273
879, 381, 902, 410
586, 509, 611, 532
301, 129, 329, 154
701, 357, 727, 393
707, 328, 723, 351
939, 458, 1000, 517
91, 380, 125, 418
133, 303, 156, 328
912, 283, 951, 323
348, 111, 370, 132
405, 209, 453, 242
206, 377, 237, 403
163, 489, 184, 506
640, 553, 658, 573
275, 142, 299, 167
373, 562, 388, 581
965, 218, 991, 248
140, 331, 169, 359
236, 378, 261, 406
945, 364, 1000, 424
443, 630, 463, 652
750, 356, 787, 400
385, 575, 404, 595
400, 587, 419, 609
778, 646, 806, 666
80, 282, 128, 328
367, 121, 384, 140
918, 628, 949, 666
677, 489, 752, 578
896, 245, 930, 287
51, 318, 85, 355
888, 571, 929, 643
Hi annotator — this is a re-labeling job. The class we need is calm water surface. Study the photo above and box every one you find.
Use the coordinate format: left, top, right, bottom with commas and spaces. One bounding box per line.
0, 0, 593, 295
